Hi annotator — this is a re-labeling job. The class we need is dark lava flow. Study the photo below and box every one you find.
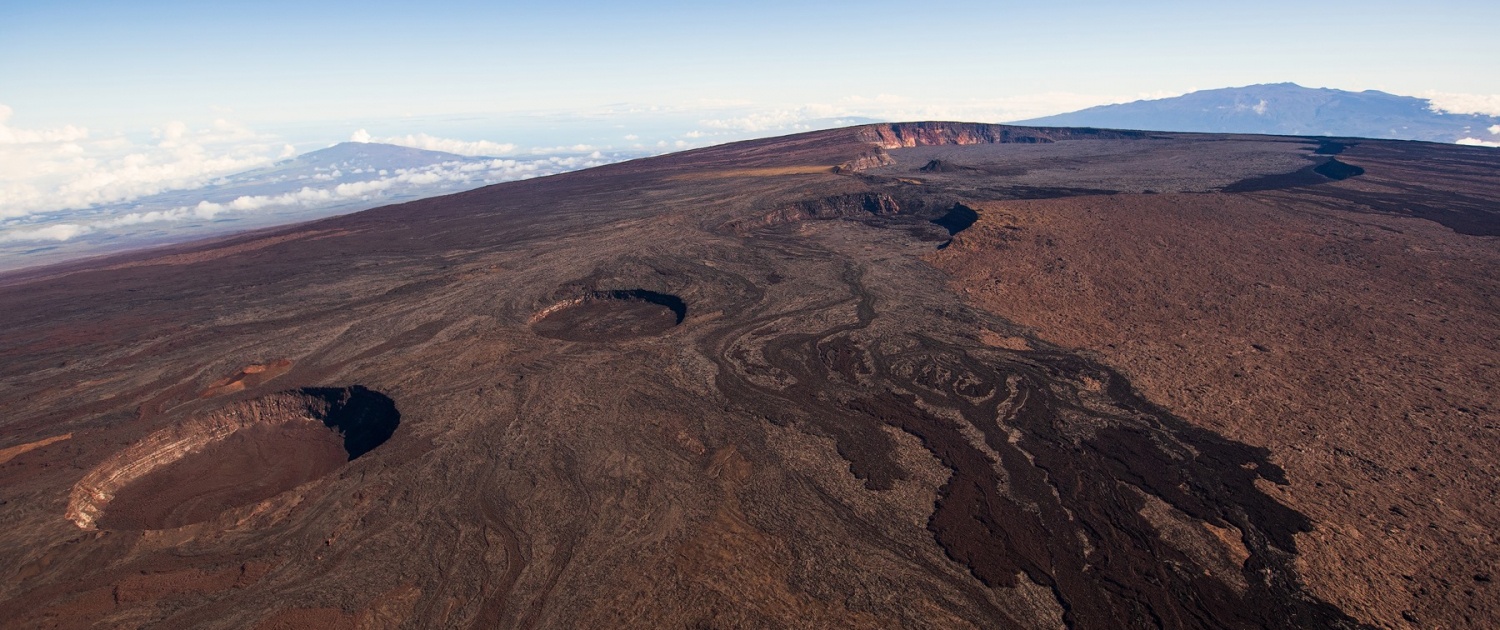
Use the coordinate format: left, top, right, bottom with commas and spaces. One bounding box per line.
1314, 158, 1365, 180
1313, 140, 1352, 155
710, 257, 1361, 629
1222, 157, 1366, 193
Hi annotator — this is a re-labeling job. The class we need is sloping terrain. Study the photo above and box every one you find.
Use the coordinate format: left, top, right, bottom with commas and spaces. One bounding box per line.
0, 122, 1495, 629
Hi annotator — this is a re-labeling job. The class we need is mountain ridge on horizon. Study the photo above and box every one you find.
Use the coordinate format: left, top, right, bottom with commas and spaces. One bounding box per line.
1014, 82, 1500, 144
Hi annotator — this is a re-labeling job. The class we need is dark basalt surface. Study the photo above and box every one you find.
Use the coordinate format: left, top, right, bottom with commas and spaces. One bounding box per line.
1221, 156, 1366, 192
0, 122, 1493, 628
710, 264, 1355, 627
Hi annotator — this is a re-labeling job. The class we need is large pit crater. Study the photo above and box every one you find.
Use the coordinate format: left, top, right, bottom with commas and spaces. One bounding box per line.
67, 386, 399, 530
531, 289, 687, 342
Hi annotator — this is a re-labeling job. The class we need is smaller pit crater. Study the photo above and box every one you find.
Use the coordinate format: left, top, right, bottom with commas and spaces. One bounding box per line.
69, 386, 399, 531
532, 289, 687, 342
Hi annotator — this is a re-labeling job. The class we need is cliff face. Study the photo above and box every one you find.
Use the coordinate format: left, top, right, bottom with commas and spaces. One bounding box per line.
857, 121, 1147, 149
835, 122, 1152, 173
831, 148, 895, 173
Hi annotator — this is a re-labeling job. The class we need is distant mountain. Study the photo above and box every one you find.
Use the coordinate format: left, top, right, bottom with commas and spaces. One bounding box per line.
251, 141, 486, 175
176, 142, 498, 207
1015, 83, 1500, 144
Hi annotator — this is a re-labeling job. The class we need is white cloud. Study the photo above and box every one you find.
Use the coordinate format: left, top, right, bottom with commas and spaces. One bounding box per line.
700, 107, 837, 133
0, 105, 286, 218
527, 144, 598, 154
1423, 92, 1500, 117
1456, 137, 1500, 147
0, 150, 625, 243
350, 129, 517, 156
0, 104, 89, 144
1490, 125, 1500, 135
0, 223, 89, 242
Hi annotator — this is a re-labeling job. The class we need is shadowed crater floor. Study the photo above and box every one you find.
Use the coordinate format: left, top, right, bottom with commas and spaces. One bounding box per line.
89, 386, 399, 531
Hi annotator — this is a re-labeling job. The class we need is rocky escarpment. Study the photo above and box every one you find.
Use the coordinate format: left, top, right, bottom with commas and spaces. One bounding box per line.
832, 149, 896, 174
857, 122, 1150, 150
831, 123, 1151, 173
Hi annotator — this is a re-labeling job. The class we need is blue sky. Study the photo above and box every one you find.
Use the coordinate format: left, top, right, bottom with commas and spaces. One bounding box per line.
6, 0, 1498, 130
2, 0, 1498, 254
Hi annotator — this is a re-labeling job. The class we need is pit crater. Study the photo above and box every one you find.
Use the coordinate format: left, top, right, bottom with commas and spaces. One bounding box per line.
68, 386, 399, 530
531, 289, 687, 342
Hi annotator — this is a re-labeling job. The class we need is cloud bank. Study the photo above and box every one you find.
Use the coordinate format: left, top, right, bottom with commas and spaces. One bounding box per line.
0, 106, 288, 219
0, 153, 620, 243
1424, 92, 1500, 117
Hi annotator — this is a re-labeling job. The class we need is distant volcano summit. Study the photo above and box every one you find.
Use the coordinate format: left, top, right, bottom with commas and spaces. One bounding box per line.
1015, 83, 1500, 144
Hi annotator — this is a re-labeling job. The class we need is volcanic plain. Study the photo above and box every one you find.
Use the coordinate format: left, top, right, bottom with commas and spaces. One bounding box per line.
0, 123, 1495, 629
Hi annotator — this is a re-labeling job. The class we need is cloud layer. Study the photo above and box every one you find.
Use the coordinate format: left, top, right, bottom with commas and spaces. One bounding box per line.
0, 106, 290, 219
1424, 92, 1500, 117
0, 152, 620, 243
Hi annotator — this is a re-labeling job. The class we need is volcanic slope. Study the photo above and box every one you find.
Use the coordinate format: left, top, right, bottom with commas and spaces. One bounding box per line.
0, 122, 1496, 629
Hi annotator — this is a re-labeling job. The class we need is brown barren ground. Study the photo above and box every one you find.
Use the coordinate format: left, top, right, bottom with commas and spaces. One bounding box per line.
931, 189, 1500, 627
0, 122, 1495, 629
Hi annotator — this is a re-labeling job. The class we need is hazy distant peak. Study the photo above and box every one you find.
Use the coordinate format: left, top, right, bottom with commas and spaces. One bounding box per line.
288, 142, 484, 166
1015, 84, 1500, 145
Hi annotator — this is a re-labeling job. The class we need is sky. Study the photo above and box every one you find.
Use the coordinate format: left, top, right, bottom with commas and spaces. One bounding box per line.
2, 0, 1499, 257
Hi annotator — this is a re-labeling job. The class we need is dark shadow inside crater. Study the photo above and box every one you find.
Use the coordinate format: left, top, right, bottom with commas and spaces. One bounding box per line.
301, 385, 402, 460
